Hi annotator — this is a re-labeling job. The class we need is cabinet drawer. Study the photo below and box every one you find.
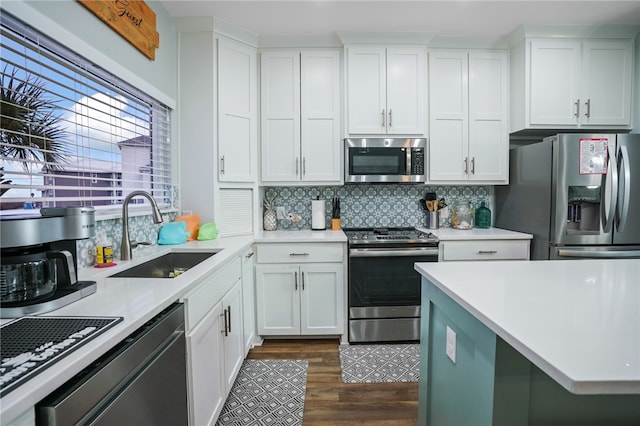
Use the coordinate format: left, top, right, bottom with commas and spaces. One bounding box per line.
440, 240, 530, 261
184, 257, 242, 330
255, 243, 344, 263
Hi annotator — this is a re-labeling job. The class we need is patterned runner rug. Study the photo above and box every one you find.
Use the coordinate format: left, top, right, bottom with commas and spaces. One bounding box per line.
216, 359, 308, 426
339, 343, 420, 383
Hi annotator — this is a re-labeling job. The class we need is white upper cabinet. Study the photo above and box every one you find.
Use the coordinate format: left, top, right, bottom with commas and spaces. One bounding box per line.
261, 49, 341, 184
217, 37, 258, 182
346, 46, 426, 135
429, 50, 509, 184
511, 38, 634, 131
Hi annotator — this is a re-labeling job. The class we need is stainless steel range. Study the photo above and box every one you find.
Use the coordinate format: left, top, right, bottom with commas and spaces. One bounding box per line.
343, 227, 439, 343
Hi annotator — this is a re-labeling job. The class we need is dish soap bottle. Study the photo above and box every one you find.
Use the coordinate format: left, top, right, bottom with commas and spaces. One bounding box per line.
475, 201, 491, 229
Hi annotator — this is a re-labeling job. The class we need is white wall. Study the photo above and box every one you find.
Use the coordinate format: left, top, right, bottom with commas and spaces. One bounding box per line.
2, 0, 177, 108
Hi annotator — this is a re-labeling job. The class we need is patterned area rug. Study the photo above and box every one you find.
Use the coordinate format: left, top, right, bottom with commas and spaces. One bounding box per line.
339, 344, 420, 383
216, 359, 308, 426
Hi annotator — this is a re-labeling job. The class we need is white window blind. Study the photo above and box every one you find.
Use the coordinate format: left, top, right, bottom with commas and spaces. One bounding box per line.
0, 13, 172, 214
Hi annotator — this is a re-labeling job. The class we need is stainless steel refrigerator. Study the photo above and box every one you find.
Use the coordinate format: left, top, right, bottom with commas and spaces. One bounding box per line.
495, 133, 640, 260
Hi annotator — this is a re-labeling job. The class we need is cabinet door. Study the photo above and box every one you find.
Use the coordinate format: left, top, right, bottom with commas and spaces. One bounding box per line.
581, 41, 633, 126
261, 51, 301, 181
218, 37, 257, 182
468, 51, 508, 182
386, 47, 426, 135
529, 40, 581, 126
347, 47, 386, 134
187, 301, 225, 426
428, 50, 468, 181
300, 264, 344, 335
301, 50, 341, 182
222, 279, 244, 393
255, 264, 300, 335
241, 250, 255, 354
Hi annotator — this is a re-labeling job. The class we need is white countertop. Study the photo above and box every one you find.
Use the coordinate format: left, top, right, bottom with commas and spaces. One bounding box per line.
254, 229, 347, 243
415, 259, 640, 395
0, 229, 347, 424
417, 226, 532, 240
0, 234, 254, 424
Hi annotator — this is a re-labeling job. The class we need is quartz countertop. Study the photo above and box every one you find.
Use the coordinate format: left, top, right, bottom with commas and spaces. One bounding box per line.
0, 234, 254, 424
416, 227, 532, 240
415, 259, 640, 395
254, 229, 347, 243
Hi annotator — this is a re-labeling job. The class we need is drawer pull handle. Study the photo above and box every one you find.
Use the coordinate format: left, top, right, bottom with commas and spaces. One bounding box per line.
289, 252, 310, 256
477, 250, 498, 254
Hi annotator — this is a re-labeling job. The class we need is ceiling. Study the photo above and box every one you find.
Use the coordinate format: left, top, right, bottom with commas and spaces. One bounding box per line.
160, 0, 640, 44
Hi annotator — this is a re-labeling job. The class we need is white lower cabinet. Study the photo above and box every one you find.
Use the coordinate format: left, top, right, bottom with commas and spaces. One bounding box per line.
439, 239, 531, 261
187, 300, 225, 426
183, 257, 244, 426
254, 243, 345, 336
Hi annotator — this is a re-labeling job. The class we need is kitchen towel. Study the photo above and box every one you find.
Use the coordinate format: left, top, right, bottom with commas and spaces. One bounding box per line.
311, 199, 326, 230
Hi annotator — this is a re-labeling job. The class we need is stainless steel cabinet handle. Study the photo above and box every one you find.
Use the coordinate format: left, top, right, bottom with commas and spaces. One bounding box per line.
220, 156, 225, 174
471, 157, 475, 174
227, 305, 231, 333
294, 271, 298, 290
289, 252, 310, 256
301, 271, 305, 290
381, 109, 386, 127
303, 157, 306, 176
388, 109, 392, 127
585, 99, 591, 118
245, 252, 254, 259
574, 99, 580, 118
221, 309, 228, 336
477, 250, 498, 254
464, 157, 469, 174
295, 157, 299, 175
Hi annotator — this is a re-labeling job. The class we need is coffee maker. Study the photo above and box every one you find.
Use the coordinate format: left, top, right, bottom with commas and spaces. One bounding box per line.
0, 207, 97, 318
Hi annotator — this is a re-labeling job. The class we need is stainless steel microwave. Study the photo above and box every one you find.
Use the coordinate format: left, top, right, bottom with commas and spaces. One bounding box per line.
344, 138, 426, 183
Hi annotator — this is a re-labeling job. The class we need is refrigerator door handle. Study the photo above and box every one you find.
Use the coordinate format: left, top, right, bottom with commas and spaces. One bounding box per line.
601, 142, 618, 233
557, 248, 640, 259
616, 145, 631, 231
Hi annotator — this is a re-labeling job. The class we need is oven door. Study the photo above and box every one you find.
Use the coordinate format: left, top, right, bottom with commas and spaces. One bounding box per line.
348, 247, 437, 311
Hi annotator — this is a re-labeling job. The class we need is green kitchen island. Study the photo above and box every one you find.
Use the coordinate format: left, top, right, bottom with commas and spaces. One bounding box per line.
415, 259, 640, 426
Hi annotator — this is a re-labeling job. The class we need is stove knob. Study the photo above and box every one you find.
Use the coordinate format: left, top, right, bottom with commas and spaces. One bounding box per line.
362, 235, 368, 239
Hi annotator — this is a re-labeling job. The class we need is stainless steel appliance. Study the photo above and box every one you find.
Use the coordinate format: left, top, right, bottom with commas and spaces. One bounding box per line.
36, 303, 188, 426
0, 207, 97, 317
495, 133, 640, 260
344, 138, 426, 183
344, 227, 439, 342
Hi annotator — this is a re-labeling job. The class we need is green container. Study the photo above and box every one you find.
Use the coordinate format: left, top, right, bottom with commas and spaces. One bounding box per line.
475, 202, 492, 229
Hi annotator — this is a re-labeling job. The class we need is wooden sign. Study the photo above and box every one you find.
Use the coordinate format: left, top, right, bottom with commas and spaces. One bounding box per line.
78, 0, 160, 60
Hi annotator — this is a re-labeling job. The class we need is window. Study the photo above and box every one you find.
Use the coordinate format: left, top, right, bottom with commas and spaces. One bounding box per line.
0, 12, 172, 215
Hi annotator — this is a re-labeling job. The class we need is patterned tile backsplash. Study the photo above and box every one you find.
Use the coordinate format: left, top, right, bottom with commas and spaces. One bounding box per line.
75, 184, 493, 267
264, 185, 494, 230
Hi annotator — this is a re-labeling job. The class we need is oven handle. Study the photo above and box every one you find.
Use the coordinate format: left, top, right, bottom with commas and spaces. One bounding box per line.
349, 247, 439, 258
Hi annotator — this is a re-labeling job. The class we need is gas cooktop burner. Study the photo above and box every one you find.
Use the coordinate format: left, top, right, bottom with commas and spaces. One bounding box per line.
343, 227, 438, 246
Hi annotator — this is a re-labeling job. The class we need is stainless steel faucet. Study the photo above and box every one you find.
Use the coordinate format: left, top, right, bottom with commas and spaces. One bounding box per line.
120, 190, 164, 260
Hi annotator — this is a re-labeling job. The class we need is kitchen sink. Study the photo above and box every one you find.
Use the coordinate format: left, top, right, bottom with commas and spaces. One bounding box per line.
109, 251, 219, 279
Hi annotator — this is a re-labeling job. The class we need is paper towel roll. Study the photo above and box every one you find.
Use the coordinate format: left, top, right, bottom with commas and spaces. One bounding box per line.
311, 199, 326, 230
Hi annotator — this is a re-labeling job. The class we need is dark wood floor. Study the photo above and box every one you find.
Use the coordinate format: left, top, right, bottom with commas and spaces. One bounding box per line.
246, 339, 419, 425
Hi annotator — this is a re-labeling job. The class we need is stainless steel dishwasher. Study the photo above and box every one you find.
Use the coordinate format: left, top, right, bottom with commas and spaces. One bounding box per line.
36, 303, 188, 426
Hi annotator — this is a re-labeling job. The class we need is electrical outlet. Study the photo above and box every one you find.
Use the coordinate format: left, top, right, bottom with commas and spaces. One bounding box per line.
276, 206, 286, 219
446, 326, 456, 364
